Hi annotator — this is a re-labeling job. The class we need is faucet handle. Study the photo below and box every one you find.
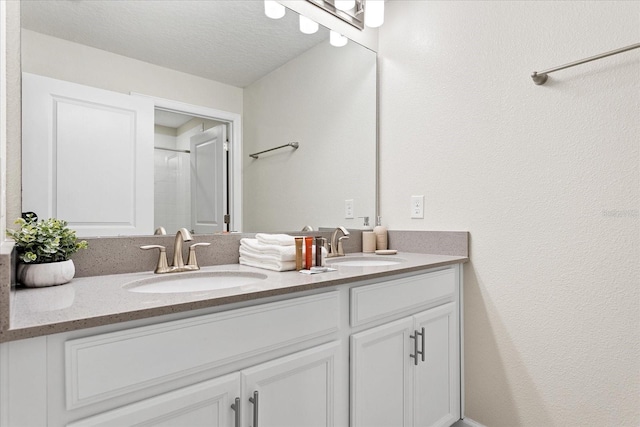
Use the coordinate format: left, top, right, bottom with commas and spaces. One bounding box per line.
141, 245, 170, 274
186, 243, 211, 270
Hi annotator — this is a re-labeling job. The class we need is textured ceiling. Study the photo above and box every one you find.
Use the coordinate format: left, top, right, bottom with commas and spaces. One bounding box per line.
21, 0, 329, 88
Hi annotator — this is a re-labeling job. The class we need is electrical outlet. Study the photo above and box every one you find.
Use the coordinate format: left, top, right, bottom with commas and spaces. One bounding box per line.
411, 195, 424, 218
345, 199, 354, 219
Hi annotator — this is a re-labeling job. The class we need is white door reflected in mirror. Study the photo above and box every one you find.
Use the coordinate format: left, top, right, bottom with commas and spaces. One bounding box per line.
190, 126, 226, 235
22, 73, 154, 237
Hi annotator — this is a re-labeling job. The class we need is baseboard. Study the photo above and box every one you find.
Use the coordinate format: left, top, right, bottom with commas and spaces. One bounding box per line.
462, 418, 488, 427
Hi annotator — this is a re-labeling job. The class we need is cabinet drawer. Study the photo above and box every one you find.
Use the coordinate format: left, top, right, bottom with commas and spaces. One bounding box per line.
65, 291, 339, 410
350, 268, 455, 327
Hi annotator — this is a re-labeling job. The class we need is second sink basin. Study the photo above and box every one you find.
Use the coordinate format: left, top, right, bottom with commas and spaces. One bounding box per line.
123, 271, 268, 294
326, 256, 405, 267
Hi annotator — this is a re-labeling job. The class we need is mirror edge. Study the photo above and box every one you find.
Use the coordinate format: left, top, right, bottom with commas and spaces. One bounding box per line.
3, 0, 22, 238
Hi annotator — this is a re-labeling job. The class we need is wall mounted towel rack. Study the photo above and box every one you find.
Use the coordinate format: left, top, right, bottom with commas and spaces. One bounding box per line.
531, 42, 640, 85
249, 142, 299, 159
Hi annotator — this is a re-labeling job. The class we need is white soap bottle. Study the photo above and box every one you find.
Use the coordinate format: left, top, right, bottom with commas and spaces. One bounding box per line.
373, 216, 388, 250
360, 216, 376, 253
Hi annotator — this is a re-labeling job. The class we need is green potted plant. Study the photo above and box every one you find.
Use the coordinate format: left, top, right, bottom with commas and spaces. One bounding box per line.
6, 215, 88, 287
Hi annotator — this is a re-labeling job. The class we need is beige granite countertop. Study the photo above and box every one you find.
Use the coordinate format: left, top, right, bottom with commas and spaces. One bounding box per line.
3, 252, 467, 342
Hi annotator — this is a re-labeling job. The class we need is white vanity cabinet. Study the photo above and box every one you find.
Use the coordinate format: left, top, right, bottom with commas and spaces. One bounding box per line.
241, 341, 340, 427
351, 303, 459, 427
67, 341, 341, 427
0, 263, 463, 427
1, 291, 344, 427
350, 268, 461, 427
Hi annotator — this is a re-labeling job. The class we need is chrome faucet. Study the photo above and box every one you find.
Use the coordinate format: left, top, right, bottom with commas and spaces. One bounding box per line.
172, 228, 193, 269
141, 227, 210, 274
327, 226, 350, 257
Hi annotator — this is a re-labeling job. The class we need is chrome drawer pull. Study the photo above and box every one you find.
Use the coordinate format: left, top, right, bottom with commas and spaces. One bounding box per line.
410, 328, 426, 365
410, 330, 419, 365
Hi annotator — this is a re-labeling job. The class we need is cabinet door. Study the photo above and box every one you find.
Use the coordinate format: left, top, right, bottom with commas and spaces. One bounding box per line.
242, 342, 341, 427
413, 302, 460, 427
351, 318, 415, 427
67, 373, 240, 427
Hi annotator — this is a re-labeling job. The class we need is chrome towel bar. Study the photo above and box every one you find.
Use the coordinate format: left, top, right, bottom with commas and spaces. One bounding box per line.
531, 42, 640, 85
249, 142, 299, 159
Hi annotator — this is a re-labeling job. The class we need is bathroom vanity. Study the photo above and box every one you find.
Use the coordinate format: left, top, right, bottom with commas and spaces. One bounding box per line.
0, 252, 465, 427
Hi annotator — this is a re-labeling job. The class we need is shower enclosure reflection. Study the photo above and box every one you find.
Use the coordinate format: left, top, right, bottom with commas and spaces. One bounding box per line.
153, 111, 228, 235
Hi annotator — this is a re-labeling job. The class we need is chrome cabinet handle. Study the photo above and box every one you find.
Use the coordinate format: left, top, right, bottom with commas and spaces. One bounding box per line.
230, 397, 240, 427
410, 328, 425, 365
249, 390, 259, 427
410, 330, 419, 365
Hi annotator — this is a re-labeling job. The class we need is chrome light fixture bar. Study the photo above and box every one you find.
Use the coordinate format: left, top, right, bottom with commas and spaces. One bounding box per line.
305, 0, 365, 30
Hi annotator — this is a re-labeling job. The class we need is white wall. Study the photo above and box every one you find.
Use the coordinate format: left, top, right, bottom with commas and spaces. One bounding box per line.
21, 29, 243, 115
243, 40, 376, 232
378, 1, 639, 426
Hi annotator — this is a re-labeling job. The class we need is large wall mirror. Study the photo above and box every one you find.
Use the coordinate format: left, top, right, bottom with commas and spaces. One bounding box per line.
18, 0, 377, 237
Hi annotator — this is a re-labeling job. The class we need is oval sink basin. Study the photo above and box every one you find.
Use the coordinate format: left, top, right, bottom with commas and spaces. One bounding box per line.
326, 256, 405, 267
124, 271, 268, 294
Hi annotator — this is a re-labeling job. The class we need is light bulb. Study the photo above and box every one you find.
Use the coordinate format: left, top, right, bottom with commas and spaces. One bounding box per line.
299, 15, 319, 34
335, 0, 355, 11
329, 30, 348, 47
264, 0, 285, 19
365, 0, 384, 28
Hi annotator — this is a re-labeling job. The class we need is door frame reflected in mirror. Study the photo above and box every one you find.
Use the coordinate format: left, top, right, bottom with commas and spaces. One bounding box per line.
134, 94, 243, 233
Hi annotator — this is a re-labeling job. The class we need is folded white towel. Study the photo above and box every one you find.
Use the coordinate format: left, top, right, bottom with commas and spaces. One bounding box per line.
240, 238, 326, 262
239, 256, 296, 272
255, 233, 295, 246
239, 246, 291, 262
241, 238, 296, 260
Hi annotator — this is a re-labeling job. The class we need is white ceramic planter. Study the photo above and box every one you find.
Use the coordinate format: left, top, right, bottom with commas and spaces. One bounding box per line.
17, 259, 76, 288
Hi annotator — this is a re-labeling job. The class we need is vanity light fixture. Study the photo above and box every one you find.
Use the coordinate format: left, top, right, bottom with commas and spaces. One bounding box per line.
299, 15, 319, 34
304, 0, 384, 30
264, 0, 285, 19
329, 30, 348, 47
364, 0, 384, 28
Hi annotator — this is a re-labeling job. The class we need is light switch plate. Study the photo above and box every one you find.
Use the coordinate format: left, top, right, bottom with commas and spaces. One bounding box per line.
345, 199, 354, 219
411, 195, 424, 218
